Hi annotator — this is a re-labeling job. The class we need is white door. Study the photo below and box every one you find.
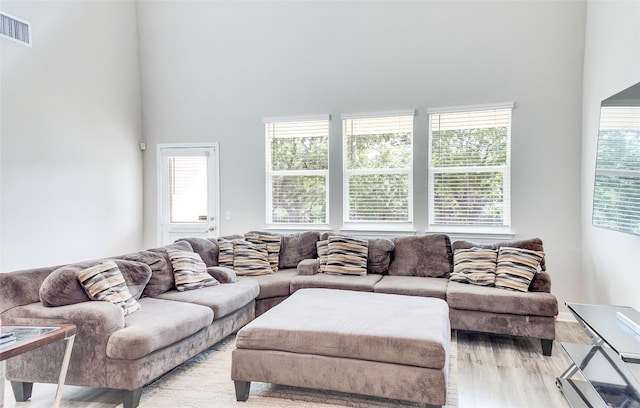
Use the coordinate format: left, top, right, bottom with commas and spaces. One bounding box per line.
158, 144, 220, 245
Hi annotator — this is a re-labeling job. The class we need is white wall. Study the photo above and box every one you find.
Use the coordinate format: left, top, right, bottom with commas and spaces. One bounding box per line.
137, 1, 586, 311
582, 1, 640, 309
0, 1, 143, 271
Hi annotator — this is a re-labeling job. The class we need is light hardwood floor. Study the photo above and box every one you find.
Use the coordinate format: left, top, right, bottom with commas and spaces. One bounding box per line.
3, 321, 590, 408
456, 321, 590, 408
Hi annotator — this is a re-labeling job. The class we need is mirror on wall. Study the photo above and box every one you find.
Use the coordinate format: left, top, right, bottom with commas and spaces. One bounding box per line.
592, 81, 640, 235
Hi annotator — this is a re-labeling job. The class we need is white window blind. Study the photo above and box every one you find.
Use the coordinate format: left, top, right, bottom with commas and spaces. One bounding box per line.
593, 106, 640, 235
342, 112, 414, 227
265, 117, 329, 225
167, 156, 208, 223
429, 104, 512, 230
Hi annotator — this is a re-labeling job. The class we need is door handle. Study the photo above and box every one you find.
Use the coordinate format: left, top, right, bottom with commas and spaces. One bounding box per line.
208, 227, 215, 232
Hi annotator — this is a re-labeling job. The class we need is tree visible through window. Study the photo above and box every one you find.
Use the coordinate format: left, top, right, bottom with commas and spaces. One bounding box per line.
265, 117, 329, 225
343, 113, 413, 227
429, 104, 512, 230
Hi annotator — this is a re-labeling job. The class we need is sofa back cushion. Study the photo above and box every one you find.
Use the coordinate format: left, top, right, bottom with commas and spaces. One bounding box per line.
248, 231, 320, 269
451, 238, 546, 271
39, 259, 152, 307
388, 234, 453, 278
1, 265, 62, 314
367, 238, 395, 274
175, 237, 220, 267
143, 240, 194, 296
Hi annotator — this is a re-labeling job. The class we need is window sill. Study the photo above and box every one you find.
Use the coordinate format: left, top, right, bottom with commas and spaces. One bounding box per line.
426, 226, 515, 242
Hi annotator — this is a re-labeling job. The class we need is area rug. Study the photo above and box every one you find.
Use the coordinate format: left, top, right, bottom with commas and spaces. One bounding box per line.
140, 332, 458, 408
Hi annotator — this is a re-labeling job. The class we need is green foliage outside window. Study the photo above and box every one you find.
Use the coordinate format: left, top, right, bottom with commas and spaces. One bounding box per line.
431, 126, 508, 225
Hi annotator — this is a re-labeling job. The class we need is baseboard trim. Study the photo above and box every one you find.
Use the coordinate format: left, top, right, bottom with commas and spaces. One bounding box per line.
557, 311, 576, 322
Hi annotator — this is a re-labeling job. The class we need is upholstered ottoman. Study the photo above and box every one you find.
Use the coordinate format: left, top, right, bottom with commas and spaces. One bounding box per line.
231, 288, 450, 407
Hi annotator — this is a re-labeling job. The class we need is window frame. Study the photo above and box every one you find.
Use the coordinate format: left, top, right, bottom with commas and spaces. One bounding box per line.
264, 115, 330, 229
341, 110, 415, 232
427, 103, 513, 236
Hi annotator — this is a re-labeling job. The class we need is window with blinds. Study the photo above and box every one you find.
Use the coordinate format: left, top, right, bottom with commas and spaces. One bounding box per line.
428, 104, 512, 230
592, 106, 640, 235
265, 116, 329, 225
342, 112, 414, 228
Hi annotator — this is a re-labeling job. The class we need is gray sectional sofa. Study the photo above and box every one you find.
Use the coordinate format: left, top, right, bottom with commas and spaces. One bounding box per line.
0, 231, 558, 408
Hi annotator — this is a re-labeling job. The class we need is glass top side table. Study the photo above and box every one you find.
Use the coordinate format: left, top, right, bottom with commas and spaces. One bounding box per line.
557, 302, 640, 408
0, 324, 76, 408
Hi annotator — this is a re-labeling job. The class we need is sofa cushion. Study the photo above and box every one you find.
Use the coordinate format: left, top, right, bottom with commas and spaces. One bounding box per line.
388, 234, 453, 278
451, 238, 546, 271
446, 281, 558, 316
251, 231, 320, 269
325, 236, 369, 276
206, 266, 237, 283
167, 250, 219, 291
373, 275, 448, 299
316, 239, 329, 273
106, 297, 213, 360
175, 237, 220, 267
215, 238, 235, 267
450, 248, 498, 287
367, 238, 395, 274
144, 240, 195, 296
291, 273, 383, 293
495, 247, 545, 292
237, 268, 298, 299
77, 260, 142, 316
155, 280, 259, 320
244, 233, 282, 272
39, 259, 152, 307
114, 250, 172, 298
233, 240, 273, 276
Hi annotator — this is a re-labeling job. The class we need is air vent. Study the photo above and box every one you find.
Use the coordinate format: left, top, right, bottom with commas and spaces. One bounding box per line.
0, 12, 31, 46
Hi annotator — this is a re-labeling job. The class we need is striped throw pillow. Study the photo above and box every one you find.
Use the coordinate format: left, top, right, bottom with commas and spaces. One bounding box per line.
450, 248, 498, 286
77, 260, 141, 316
233, 240, 274, 276
325, 236, 368, 276
216, 238, 234, 267
316, 239, 329, 273
244, 233, 282, 272
168, 250, 219, 292
495, 247, 545, 292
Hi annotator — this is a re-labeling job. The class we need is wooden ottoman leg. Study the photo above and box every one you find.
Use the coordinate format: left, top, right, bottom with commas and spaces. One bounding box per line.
234, 381, 251, 401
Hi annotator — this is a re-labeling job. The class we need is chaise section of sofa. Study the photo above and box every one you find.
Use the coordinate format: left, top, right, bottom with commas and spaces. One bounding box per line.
288, 232, 557, 355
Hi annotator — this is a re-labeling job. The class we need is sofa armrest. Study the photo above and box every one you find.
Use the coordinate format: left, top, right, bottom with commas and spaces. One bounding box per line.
2, 300, 125, 330
297, 258, 320, 276
2, 301, 125, 387
530, 271, 551, 293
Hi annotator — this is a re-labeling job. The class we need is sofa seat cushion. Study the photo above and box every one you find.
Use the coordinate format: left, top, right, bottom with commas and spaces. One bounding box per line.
446, 281, 558, 317
237, 268, 297, 299
236, 288, 450, 370
290, 273, 383, 293
106, 297, 213, 360
374, 276, 448, 299
154, 280, 259, 320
